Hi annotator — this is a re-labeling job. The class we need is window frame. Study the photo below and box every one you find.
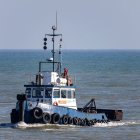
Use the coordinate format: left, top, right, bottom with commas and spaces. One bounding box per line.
45, 88, 52, 98
53, 88, 60, 98
25, 88, 32, 98
32, 88, 44, 98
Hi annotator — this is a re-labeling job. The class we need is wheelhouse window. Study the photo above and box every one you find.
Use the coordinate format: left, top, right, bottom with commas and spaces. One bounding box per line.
67, 90, 72, 98
71, 90, 75, 98
53, 89, 60, 98
32, 88, 44, 98
45, 88, 52, 98
61, 90, 66, 98
25, 88, 31, 98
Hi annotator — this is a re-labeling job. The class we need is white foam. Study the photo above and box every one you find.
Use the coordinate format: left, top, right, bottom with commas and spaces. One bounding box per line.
94, 122, 125, 127
13, 120, 140, 129
14, 122, 80, 129
94, 120, 139, 128
14, 121, 28, 128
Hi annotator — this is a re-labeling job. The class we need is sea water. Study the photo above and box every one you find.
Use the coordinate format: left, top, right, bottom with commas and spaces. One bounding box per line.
0, 50, 140, 140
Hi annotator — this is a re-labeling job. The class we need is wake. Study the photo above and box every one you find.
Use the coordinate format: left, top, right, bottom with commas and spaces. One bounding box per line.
0, 120, 139, 129
94, 120, 139, 128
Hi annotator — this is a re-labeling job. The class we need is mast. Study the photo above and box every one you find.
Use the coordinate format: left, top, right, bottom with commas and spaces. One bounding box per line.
52, 26, 56, 72
43, 24, 62, 73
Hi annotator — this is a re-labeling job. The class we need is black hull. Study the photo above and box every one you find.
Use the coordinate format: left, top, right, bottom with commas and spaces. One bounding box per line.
11, 109, 39, 124
11, 108, 122, 127
10, 108, 108, 126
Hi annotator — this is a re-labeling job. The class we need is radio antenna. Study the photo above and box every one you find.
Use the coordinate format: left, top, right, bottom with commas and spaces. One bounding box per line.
44, 12, 62, 73
56, 11, 57, 30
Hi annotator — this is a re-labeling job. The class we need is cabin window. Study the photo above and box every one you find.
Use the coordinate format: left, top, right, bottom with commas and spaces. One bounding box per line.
32, 88, 44, 98
25, 88, 31, 98
45, 88, 52, 98
61, 90, 66, 98
53, 89, 60, 98
67, 90, 72, 98
71, 90, 75, 98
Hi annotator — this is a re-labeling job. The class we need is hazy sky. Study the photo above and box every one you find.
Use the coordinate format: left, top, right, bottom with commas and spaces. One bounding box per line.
0, 0, 140, 50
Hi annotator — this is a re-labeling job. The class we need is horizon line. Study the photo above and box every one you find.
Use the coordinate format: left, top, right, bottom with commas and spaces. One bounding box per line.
0, 48, 140, 50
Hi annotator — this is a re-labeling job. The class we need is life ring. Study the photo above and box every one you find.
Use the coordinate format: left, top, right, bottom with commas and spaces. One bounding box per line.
43, 113, 51, 124
33, 107, 43, 119
53, 101, 58, 106
51, 113, 60, 124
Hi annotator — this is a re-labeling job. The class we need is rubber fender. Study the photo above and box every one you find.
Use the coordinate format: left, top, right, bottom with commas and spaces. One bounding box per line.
101, 120, 107, 123
33, 107, 43, 119
89, 120, 94, 125
97, 120, 101, 123
43, 113, 51, 124
81, 119, 86, 126
62, 115, 69, 125
78, 118, 82, 125
85, 118, 91, 126
51, 113, 60, 124
73, 117, 79, 125
93, 119, 97, 124
105, 120, 109, 123
91, 119, 95, 125
68, 117, 73, 125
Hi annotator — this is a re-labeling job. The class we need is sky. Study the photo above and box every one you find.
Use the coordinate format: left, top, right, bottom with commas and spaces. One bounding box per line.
0, 0, 140, 50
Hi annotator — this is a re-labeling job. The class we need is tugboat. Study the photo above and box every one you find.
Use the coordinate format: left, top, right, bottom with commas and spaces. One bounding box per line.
11, 24, 123, 126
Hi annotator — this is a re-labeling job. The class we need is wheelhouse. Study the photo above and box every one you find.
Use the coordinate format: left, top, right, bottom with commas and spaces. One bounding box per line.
24, 85, 77, 109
